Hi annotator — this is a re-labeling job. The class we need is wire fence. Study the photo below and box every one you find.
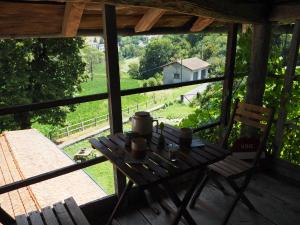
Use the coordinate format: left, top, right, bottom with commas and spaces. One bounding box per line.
50, 95, 166, 140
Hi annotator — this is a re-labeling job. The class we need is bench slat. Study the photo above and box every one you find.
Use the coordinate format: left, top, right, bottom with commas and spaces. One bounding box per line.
53, 202, 75, 225
64, 197, 90, 225
16, 215, 29, 225
42, 206, 60, 225
29, 211, 44, 225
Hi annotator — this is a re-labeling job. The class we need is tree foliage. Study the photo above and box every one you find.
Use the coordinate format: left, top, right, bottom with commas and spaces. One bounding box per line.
180, 28, 300, 164
139, 37, 191, 79
0, 38, 86, 130
81, 45, 104, 79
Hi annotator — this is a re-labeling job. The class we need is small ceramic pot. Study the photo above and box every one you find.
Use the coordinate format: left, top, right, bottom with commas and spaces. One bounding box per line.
179, 127, 193, 149
131, 137, 147, 159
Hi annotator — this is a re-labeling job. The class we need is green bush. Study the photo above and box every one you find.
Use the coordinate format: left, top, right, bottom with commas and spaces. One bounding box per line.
128, 62, 140, 79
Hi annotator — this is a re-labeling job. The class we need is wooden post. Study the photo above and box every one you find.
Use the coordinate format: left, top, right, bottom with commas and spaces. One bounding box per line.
220, 24, 238, 131
245, 23, 272, 105
273, 21, 300, 157
244, 23, 272, 137
103, 4, 126, 196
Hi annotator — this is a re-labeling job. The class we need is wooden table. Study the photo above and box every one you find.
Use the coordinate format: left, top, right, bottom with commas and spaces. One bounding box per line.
90, 125, 230, 225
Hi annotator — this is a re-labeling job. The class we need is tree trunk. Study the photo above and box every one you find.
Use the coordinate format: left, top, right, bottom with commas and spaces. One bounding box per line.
243, 23, 272, 138
14, 112, 31, 129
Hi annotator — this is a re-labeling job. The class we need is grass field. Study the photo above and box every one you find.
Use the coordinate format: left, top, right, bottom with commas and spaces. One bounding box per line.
33, 61, 197, 135
63, 133, 115, 195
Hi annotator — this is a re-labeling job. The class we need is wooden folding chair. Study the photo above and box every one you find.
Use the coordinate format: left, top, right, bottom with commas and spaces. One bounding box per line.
189, 100, 275, 225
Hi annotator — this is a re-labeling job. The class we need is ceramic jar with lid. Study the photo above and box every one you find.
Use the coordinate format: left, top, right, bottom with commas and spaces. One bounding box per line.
131, 111, 158, 138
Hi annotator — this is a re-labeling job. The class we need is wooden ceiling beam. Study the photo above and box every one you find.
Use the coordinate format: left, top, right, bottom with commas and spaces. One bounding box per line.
135, 8, 165, 32
190, 17, 214, 32
62, 2, 86, 37
270, 3, 300, 22
104, 0, 265, 23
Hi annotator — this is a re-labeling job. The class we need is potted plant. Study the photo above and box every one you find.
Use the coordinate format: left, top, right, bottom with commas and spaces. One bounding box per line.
158, 122, 165, 149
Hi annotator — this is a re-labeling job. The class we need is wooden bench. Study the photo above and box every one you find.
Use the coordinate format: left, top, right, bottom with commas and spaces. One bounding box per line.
16, 197, 90, 225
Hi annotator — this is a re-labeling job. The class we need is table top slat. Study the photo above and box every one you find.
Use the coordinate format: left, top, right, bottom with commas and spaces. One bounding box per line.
116, 133, 179, 175
90, 138, 148, 186
152, 132, 206, 166
109, 134, 168, 177
90, 124, 229, 188
99, 136, 163, 183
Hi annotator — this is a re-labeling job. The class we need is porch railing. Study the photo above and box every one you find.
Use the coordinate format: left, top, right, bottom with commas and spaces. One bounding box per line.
0, 76, 224, 197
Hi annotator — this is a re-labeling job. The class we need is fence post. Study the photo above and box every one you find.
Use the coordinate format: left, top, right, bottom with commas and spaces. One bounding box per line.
81, 122, 84, 131
137, 104, 139, 111
127, 107, 130, 114
94, 118, 97, 126
66, 127, 70, 136
106, 114, 109, 121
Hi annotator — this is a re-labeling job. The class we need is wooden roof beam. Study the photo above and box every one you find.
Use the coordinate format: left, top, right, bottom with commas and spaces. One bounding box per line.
135, 8, 165, 33
270, 3, 300, 22
62, 2, 86, 37
190, 17, 214, 32
105, 0, 265, 23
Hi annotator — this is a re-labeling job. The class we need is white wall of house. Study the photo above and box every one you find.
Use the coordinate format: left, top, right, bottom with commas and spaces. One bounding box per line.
163, 63, 209, 84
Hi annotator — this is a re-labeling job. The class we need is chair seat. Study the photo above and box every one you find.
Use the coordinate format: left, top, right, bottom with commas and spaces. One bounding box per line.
16, 197, 90, 225
208, 155, 252, 178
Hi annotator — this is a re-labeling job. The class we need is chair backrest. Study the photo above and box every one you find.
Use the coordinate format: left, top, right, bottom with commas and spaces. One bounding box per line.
221, 99, 275, 167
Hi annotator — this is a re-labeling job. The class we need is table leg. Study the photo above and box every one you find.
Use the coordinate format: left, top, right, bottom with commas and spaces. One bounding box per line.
106, 181, 134, 225
162, 170, 202, 225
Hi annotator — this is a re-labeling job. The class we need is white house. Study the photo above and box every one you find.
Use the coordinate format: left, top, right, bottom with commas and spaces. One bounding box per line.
163, 57, 210, 84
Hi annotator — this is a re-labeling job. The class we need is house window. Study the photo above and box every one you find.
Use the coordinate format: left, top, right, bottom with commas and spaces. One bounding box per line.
174, 73, 180, 79
193, 72, 198, 80
201, 69, 206, 79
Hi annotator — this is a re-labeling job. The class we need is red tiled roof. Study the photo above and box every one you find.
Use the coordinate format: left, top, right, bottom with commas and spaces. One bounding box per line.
0, 129, 106, 218
176, 57, 210, 71
0, 135, 39, 218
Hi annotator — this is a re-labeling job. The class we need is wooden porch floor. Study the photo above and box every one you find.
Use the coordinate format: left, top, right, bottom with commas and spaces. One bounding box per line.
92, 173, 300, 225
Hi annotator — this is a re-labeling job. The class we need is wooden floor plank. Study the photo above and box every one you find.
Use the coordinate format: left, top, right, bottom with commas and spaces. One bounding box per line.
116, 209, 151, 225
139, 202, 185, 225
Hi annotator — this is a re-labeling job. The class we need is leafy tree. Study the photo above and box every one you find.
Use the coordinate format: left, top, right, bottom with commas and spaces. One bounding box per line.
139, 38, 184, 79
119, 36, 147, 59
81, 45, 104, 80
0, 38, 86, 131
181, 29, 300, 164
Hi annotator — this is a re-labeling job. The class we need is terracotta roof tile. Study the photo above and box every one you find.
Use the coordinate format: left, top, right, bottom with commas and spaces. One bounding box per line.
0, 129, 106, 218
176, 57, 210, 71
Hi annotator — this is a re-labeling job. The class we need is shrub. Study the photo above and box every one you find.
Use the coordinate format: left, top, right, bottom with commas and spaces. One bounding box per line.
128, 63, 140, 79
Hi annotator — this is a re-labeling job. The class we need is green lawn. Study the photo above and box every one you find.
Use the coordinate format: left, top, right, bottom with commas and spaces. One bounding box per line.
153, 102, 195, 120
63, 132, 115, 195
33, 61, 197, 135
